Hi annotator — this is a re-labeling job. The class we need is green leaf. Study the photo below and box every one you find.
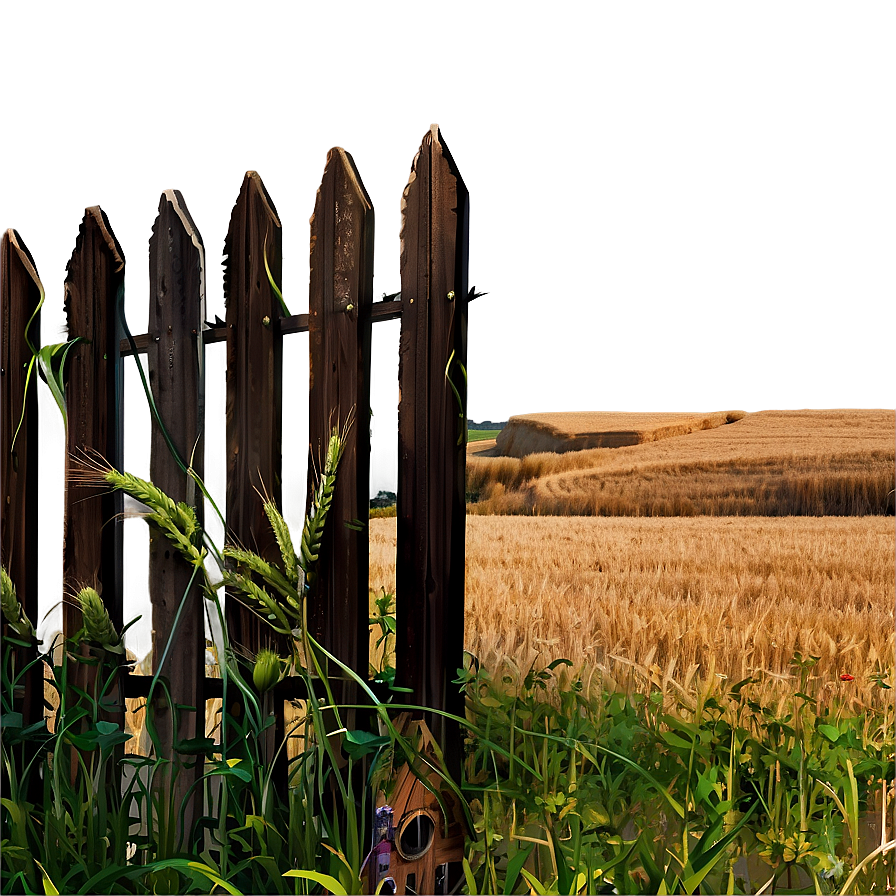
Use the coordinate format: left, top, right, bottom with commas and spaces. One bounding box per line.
504, 842, 535, 895
818, 723, 841, 742
661, 730, 695, 750
33, 861, 59, 896
463, 858, 479, 896
342, 729, 391, 760
519, 868, 550, 896
175, 735, 216, 755
96, 720, 119, 735
283, 870, 348, 894
212, 760, 252, 782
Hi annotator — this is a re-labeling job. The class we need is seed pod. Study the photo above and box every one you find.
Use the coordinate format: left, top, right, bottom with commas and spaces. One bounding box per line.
253, 648, 282, 693
76, 586, 120, 649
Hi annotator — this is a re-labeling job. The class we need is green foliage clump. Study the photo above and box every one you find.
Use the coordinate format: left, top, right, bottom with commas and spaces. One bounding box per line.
459, 654, 895, 895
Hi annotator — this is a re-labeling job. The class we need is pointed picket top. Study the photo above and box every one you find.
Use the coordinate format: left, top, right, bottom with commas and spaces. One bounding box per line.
64, 207, 125, 325
152, 189, 206, 316
306, 147, 374, 673
62, 206, 125, 637
399, 124, 470, 301
149, 189, 206, 396
3, 228, 43, 295
223, 170, 281, 312
309, 147, 373, 313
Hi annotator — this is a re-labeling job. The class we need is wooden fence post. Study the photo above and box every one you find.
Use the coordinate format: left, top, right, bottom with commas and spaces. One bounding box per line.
224, 171, 283, 652
223, 171, 286, 777
1, 230, 44, 780
307, 147, 374, 680
397, 125, 470, 773
63, 207, 125, 636
147, 189, 206, 841
63, 207, 127, 785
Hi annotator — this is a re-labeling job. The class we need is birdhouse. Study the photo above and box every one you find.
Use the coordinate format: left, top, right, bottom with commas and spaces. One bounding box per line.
368, 720, 467, 895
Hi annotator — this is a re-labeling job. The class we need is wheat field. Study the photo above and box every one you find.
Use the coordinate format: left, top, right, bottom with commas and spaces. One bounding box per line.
468, 409, 895, 516
370, 514, 894, 711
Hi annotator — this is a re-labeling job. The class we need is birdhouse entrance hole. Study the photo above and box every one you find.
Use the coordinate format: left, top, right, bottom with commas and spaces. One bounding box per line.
396, 809, 435, 861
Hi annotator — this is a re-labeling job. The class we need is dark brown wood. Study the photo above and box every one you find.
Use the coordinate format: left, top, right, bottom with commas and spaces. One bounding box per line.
63, 207, 125, 638
223, 173, 289, 786
147, 189, 206, 840
120, 331, 152, 356
1, 231, 44, 786
121, 304, 403, 357
396, 126, 470, 776
306, 147, 374, 677
224, 171, 284, 655
1, 230, 41, 635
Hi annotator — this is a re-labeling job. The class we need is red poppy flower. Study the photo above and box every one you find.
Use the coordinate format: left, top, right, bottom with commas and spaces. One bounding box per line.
840, 673, 855, 682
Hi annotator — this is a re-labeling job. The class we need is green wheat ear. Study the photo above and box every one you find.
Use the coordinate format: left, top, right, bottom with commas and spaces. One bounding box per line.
1, 566, 18, 623
1, 566, 35, 640
300, 426, 345, 590
76, 586, 122, 652
264, 501, 300, 587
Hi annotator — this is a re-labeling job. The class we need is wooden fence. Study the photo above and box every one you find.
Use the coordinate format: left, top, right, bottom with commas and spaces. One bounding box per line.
1, 125, 470, 852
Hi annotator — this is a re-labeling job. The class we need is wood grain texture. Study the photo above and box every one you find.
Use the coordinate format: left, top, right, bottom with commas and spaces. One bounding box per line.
307, 147, 374, 676
223, 171, 284, 656
63, 208, 125, 638
396, 125, 470, 773
1, 230, 41, 626
147, 190, 206, 837
1, 230, 44, 768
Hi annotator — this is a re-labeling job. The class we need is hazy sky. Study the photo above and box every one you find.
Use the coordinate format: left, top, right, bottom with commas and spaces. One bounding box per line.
2, 2, 893, 656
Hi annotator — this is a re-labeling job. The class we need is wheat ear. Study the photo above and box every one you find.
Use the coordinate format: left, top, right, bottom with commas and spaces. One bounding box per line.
223, 572, 293, 635
223, 546, 301, 611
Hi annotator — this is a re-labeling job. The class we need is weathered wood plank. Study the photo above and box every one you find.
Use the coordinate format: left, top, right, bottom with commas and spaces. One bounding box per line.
1, 230, 41, 634
147, 189, 206, 839
306, 147, 374, 677
396, 126, 470, 775
63, 207, 125, 638
223, 171, 284, 656
119, 301, 401, 357
1, 230, 44, 772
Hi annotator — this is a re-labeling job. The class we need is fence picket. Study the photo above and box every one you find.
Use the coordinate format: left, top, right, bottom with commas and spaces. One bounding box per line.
223, 171, 284, 655
147, 189, 206, 834
63, 207, 125, 637
307, 148, 374, 679
397, 125, 470, 772
1, 230, 44, 776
